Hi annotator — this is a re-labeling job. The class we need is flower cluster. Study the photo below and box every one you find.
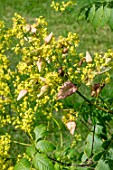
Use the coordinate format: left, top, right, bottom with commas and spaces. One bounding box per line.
0, 134, 13, 170
51, 0, 76, 11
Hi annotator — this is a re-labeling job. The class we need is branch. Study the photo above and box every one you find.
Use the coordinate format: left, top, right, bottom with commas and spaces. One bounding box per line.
47, 156, 71, 166
80, 119, 92, 132
76, 90, 113, 114
48, 155, 95, 169
72, 161, 95, 169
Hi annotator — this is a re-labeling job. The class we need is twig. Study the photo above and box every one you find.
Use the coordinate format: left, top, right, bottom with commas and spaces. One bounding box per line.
47, 156, 71, 166
80, 119, 92, 132
48, 155, 95, 168
12, 140, 31, 146
72, 162, 95, 169
76, 90, 113, 114
98, 96, 109, 109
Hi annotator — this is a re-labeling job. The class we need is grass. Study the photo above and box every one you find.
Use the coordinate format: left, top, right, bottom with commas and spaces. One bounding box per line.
1, 0, 113, 71
0, 0, 113, 54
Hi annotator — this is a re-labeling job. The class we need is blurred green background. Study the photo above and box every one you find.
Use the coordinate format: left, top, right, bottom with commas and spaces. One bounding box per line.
0, 0, 113, 54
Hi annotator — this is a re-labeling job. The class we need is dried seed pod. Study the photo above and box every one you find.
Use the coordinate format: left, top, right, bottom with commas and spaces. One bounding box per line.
62, 47, 68, 54
79, 58, 85, 66
31, 26, 36, 33
17, 89, 28, 101
24, 24, 31, 32
66, 121, 76, 135
58, 67, 65, 77
91, 83, 105, 97
44, 32, 53, 44
37, 85, 49, 99
57, 81, 77, 100
85, 51, 92, 63
36, 58, 46, 73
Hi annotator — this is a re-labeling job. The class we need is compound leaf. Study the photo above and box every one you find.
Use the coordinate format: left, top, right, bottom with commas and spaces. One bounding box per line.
14, 158, 30, 170
99, 6, 111, 27
88, 4, 96, 22
33, 153, 54, 170
36, 140, 56, 153
109, 8, 113, 30
95, 159, 112, 170
26, 145, 36, 158
34, 125, 47, 141
93, 6, 104, 28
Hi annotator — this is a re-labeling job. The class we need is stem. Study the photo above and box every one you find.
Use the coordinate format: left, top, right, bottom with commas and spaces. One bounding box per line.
80, 119, 92, 132
12, 140, 31, 146
98, 96, 109, 109
76, 91, 113, 114
91, 125, 95, 157
27, 131, 33, 141
51, 116, 63, 147
72, 162, 95, 169
48, 155, 94, 168
60, 133, 63, 147
47, 156, 71, 166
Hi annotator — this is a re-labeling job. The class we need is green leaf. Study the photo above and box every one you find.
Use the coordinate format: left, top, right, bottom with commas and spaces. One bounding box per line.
54, 163, 61, 170
94, 135, 103, 153
34, 124, 47, 141
102, 140, 111, 149
109, 8, 113, 30
84, 133, 92, 157
88, 4, 95, 22
93, 151, 104, 161
106, 142, 113, 160
95, 125, 103, 135
95, 159, 112, 170
33, 153, 54, 170
36, 140, 56, 153
84, 131, 103, 158
99, 6, 111, 27
26, 145, 36, 158
93, 6, 104, 28
14, 158, 30, 170
81, 152, 88, 162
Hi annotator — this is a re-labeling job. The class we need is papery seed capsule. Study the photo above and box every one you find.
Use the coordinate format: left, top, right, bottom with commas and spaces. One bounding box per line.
62, 47, 68, 54
44, 32, 53, 44
36, 58, 46, 73
58, 67, 65, 76
85, 51, 92, 63
17, 89, 28, 101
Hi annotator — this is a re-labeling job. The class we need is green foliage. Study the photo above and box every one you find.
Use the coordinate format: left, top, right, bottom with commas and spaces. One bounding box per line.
15, 125, 55, 170
14, 158, 31, 170
34, 125, 47, 141
36, 140, 56, 153
0, 1, 113, 169
77, 0, 113, 29
33, 153, 54, 170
